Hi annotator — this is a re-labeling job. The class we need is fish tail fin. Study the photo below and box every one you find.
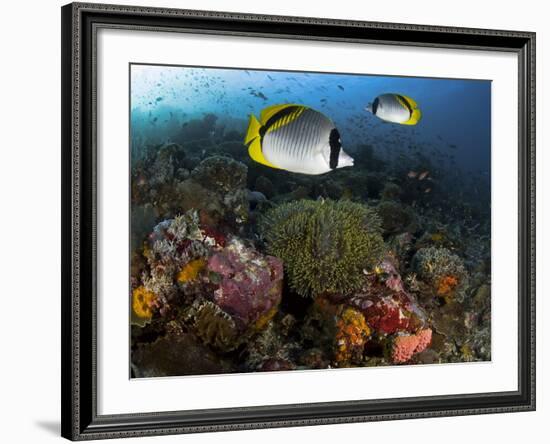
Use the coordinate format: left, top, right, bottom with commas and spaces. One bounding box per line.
403, 108, 422, 125
248, 138, 279, 169
244, 114, 261, 145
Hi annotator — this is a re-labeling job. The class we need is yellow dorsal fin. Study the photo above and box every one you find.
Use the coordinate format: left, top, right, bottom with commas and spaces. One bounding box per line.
403, 108, 422, 125
400, 94, 419, 108
265, 106, 306, 134
259, 103, 303, 125
244, 114, 261, 145
247, 138, 280, 169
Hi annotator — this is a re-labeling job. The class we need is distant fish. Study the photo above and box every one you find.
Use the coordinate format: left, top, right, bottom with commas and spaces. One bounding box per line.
250, 90, 268, 100
418, 171, 430, 180
424, 188, 432, 193
337, 85, 344, 91
407, 171, 418, 179
155, 97, 163, 102
267, 75, 275, 81
244, 104, 354, 175
365, 93, 422, 125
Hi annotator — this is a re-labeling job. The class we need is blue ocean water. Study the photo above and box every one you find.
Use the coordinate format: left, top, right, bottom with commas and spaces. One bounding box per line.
130, 64, 491, 175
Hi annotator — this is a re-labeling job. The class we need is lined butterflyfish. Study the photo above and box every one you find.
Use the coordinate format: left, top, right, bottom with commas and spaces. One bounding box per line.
244, 104, 354, 175
366, 93, 422, 125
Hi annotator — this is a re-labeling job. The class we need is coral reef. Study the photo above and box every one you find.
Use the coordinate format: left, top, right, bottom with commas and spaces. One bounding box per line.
207, 237, 283, 328
131, 286, 157, 326
183, 299, 241, 352
253, 175, 275, 199
261, 199, 385, 297
245, 322, 299, 371
129, 90, 492, 376
375, 200, 418, 235
392, 329, 432, 364
380, 182, 402, 201
132, 151, 249, 228
413, 246, 468, 302
132, 321, 235, 377
177, 258, 206, 283
190, 155, 247, 194
334, 307, 371, 366
132, 209, 284, 373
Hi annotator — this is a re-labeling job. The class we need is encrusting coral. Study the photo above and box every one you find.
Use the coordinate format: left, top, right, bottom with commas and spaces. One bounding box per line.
260, 199, 385, 297
413, 246, 468, 302
207, 237, 283, 328
131, 285, 157, 326
334, 307, 371, 366
177, 258, 206, 283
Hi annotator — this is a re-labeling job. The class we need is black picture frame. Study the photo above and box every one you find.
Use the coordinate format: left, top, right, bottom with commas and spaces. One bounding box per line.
61, 2, 536, 440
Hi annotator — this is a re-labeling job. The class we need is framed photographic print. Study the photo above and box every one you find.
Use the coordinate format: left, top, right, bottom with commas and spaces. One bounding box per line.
61, 2, 536, 440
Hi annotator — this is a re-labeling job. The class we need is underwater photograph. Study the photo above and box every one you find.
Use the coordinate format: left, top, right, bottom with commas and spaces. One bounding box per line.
129, 63, 491, 378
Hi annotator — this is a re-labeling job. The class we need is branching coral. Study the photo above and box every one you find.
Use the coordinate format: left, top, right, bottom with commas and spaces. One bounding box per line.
413, 246, 468, 301
140, 210, 209, 305
261, 199, 385, 297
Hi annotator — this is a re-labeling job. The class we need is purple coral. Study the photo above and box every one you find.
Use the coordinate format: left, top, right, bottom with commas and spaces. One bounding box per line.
207, 238, 283, 328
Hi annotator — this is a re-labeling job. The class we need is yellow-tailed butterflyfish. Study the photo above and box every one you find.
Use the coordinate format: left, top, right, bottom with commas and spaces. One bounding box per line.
244, 104, 354, 175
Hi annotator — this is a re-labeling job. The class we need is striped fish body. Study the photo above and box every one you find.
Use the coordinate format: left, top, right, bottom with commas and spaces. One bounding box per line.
244, 104, 354, 175
368, 93, 422, 125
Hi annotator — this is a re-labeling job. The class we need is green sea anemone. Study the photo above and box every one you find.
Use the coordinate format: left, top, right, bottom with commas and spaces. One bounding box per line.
261, 199, 385, 297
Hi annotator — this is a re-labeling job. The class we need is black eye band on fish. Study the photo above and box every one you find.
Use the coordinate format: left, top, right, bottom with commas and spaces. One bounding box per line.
329, 128, 341, 170
259, 105, 301, 140
372, 97, 380, 114
396, 94, 413, 118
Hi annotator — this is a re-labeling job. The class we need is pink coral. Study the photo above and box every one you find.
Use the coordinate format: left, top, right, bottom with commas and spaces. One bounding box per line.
207, 253, 233, 277
392, 328, 432, 364
207, 238, 283, 327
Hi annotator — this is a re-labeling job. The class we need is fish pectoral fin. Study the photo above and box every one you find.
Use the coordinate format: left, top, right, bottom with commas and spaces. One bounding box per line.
403, 108, 422, 125
259, 103, 302, 125
244, 114, 261, 145
248, 138, 280, 169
